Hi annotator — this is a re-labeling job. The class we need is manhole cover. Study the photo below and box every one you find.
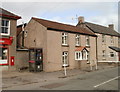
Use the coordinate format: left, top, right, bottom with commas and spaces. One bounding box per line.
40, 83, 65, 89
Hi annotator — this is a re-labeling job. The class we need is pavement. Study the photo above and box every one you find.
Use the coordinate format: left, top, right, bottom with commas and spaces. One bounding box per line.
1, 65, 119, 91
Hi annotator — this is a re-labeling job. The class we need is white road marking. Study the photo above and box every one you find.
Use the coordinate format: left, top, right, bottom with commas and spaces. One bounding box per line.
94, 76, 120, 88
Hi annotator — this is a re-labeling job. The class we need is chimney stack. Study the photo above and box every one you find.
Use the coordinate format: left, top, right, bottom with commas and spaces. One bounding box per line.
78, 16, 84, 23
108, 24, 114, 30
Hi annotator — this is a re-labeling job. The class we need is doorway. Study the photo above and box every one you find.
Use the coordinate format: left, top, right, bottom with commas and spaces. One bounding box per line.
29, 48, 43, 72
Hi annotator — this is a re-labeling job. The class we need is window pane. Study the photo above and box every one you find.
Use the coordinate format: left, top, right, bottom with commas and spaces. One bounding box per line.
83, 51, 86, 59
62, 52, 68, 65
62, 37, 64, 44
65, 56, 67, 64
2, 20, 4, 26
5, 20, 9, 26
5, 28, 8, 33
2, 27, 5, 33
76, 53, 78, 59
0, 48, 8, 60
79, 52, 81, 59
62, 33, 68, 45
86, 36, 89, 46
62, 56, 64, 63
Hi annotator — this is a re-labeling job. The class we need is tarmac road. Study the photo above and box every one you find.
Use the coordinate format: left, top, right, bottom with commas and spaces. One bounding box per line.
51, 66, 119, 90
2, 66, 120, 91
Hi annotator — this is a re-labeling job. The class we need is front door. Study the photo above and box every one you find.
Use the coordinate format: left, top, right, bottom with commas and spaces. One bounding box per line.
36, 49, 43, 71
29, 48, 43, 72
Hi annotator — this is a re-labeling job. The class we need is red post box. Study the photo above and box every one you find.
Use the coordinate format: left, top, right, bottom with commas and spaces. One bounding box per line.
10, 56, 14, 66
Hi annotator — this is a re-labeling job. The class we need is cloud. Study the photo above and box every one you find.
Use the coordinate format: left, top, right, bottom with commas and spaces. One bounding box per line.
1, 2, 118, 31
86, 14, 118, 31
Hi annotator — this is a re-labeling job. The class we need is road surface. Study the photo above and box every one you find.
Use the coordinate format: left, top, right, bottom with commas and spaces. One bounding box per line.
2, 66, 120, 91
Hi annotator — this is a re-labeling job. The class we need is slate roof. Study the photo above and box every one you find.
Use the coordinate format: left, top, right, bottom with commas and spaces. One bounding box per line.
109, 46, 120, 52
79, 22, 120, 37
0, 8, 21, 19
32, 17, 97, 37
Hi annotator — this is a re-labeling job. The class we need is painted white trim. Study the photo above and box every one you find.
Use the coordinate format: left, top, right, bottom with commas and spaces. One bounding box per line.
75, 51, 82, 60
0, 19, 10, 36
94, 76, 120, 88
62, 44, 68, 46
98, 61, 120, 63
75, 50, 88, 61
62, 32, 68, 45
62, 52, 69, 66
62, 64, 68, 67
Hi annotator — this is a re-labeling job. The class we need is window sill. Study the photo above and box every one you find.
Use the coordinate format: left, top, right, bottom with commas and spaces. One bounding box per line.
62, 65, 69, 67
85, 46, 90, 48
75, 59, 87, 61
87, 61, 90, 64
75, 45, 81, 47
62, 44, 69, 47
102, 58, 106, 60
1, 33, 10, 36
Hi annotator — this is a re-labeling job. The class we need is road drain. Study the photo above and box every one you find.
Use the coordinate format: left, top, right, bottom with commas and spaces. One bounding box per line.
40, 83, 65, 89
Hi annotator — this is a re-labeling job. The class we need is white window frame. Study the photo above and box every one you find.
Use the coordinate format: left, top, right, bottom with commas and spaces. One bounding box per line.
75, 51, 82, 60
0, 19, 10, 36
62, 52, 68, 66
82, 49, 88, 60
86, 36, 90, 46
62, 33, 68, 46
75, 34, 80, 46
75, 49, 88, 60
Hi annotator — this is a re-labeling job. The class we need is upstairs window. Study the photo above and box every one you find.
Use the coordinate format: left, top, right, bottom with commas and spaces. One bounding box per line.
62, 33, 68, 45
102, 50, 106, 59
0, 20, 10, 35
102, 34, 105, 43
75, 34, 80, 46
111, 36, 114, 44
82, 49, 87, 60
86, 36, 90, 46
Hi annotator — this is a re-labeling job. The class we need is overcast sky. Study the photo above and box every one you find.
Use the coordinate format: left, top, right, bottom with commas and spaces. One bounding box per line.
1, 1, 119, 32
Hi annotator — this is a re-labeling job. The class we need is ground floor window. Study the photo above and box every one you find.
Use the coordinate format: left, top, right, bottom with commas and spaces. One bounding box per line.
62, 52, 68, 66
110, 52, 114, 57
75, 51, 82, 60
0, 47, 8, 65
75, 50, 88, 60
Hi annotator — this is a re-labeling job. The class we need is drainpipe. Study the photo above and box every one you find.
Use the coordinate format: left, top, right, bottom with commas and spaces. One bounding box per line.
22, 23, 25, 48
96, 36, 98, 69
